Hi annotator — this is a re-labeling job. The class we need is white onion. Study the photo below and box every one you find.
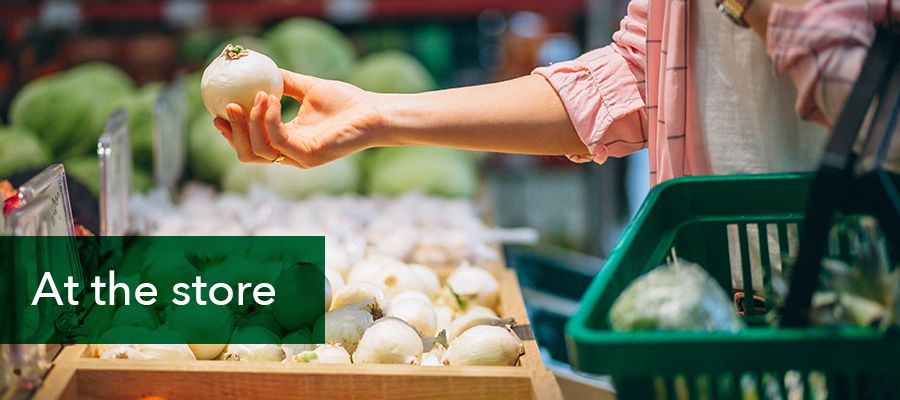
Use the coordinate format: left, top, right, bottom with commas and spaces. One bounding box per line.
442, 325, 523, 367
315, 307, 374, 354
389, 297, 438, 337
441, 263, 500, 310
352, 317, 423, 365
330, 282, 389, 318
201, 44, 283, 120
292, 344, 352, 364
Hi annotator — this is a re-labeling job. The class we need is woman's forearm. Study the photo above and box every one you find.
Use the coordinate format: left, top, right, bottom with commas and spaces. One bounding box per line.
374, 75, 589, 156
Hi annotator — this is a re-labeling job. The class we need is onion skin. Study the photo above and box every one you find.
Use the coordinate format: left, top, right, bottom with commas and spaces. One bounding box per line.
201, 44, 283, 120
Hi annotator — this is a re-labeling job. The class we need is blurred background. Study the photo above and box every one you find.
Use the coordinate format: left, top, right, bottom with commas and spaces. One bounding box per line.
1, 0, 648, 258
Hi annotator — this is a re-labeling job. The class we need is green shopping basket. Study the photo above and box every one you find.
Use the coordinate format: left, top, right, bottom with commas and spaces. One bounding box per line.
565, 173, 899, 398
565, 27, 900, 399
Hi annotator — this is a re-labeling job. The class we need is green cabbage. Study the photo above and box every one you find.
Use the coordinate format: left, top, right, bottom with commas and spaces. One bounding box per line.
101, 82, 163, 171
265, 18, 356, 80
221, 162, 268, 194
63, 156, 153, 196
346, 51, 436, 93
0, 125, 51, 177
184, 72, 207, 125
10, 63, 135, 160
188, 116, 238, 183
261, 156, 360, 199
62, 156, 100, 196
221, 156, 359, 198
66, 62, 135, 95
367, 147, 477, 197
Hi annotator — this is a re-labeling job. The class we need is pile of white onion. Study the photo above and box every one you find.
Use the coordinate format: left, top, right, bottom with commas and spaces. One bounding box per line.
91, 260, 524, 367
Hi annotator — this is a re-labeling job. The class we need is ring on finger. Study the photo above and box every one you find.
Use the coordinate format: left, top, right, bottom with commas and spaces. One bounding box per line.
272, 153, 286, 165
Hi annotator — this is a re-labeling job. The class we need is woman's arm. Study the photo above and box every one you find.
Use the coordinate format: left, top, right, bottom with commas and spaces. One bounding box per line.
379, 75, 592, 155
216, 0, 651, 168
214, 72, 590, 168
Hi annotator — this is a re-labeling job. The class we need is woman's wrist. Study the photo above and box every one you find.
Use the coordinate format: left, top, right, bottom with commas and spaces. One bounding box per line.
371, 92, 423, 147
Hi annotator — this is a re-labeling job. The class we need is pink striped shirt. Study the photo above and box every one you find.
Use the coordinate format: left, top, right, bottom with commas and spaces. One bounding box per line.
534, 0, 899, 185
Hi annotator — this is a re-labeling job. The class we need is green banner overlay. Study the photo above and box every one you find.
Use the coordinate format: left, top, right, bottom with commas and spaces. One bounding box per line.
1, 236, 326, 345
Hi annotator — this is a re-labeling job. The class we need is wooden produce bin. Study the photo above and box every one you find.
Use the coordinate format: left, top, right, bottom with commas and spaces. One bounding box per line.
34, 269, 563, 400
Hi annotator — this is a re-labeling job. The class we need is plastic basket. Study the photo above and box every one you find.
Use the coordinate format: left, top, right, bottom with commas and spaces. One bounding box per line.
565, 173, 900, 399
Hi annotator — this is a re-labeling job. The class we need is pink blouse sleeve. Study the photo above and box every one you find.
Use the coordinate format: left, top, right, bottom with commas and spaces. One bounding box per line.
532, 0, 649, 164
767, 0, 899, 127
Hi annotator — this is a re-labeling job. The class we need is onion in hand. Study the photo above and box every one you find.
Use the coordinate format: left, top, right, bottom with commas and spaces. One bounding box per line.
201, 44, 283, 120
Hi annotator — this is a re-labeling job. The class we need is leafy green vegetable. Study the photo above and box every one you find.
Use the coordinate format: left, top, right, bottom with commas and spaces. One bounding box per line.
183, 72, 207, 125
11, 63, 135, 160
63, 156, 152, 196
63, 156, 100, 195
86, 81, 161, 173
261, 156, 360, 199
265, 18, 356, 80
609, 259, 742, 331
220, 156, 359, 198
346, 51, 436, 93
188, 115, 238, 183
0, 125, 51, 177
367, 147, 477, 197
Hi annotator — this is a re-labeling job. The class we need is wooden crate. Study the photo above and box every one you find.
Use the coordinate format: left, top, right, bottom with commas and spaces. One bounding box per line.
34, 269, 563, 400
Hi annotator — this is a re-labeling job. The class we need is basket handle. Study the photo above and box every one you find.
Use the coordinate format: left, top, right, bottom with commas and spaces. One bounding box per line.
781, 27, 900, 327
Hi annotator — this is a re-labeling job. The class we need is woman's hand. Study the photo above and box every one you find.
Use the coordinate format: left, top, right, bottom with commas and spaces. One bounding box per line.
213, 69, 386, 168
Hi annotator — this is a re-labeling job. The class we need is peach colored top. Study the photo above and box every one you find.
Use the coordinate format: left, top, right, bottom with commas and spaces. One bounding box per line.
534, 0, 899, 185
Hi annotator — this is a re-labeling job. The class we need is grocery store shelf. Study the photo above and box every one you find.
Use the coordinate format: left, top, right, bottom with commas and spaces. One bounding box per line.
2, 0, 585, 26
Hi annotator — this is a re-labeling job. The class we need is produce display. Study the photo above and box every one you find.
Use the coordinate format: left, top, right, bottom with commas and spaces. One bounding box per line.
85, 187, 529, 366
7, 62, 158, 196
131, 185, 520, 266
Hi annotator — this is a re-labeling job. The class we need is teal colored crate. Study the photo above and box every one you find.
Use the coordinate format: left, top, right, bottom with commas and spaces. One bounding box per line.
566, 173, 900, 399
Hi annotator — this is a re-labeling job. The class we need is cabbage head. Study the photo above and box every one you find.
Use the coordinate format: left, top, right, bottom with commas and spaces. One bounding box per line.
367, 147, 477, 197
0, 125, 51, 177
346, 51, 436, 93
261, 155, 360, 199
63, 156, 100, 196
188, 115, 238, 183
265, 18, 356, 80
11, 63, 135, 160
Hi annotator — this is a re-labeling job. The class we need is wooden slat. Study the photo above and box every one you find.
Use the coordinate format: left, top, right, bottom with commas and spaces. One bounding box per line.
39, 264, 562, 399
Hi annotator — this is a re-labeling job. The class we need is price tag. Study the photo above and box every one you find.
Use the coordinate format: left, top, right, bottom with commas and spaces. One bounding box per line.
5, 164, 83, 295
98, 109, 132, 236
153, 79, 188, 198
3, 165, 83, 385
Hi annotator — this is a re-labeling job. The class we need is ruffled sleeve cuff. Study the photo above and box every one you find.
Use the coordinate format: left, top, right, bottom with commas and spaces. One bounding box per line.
533, 46, 647, 164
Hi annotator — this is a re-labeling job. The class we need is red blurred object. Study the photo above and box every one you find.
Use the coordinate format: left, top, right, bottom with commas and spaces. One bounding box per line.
2, 181, 22, 216
74, 223, 94, 237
